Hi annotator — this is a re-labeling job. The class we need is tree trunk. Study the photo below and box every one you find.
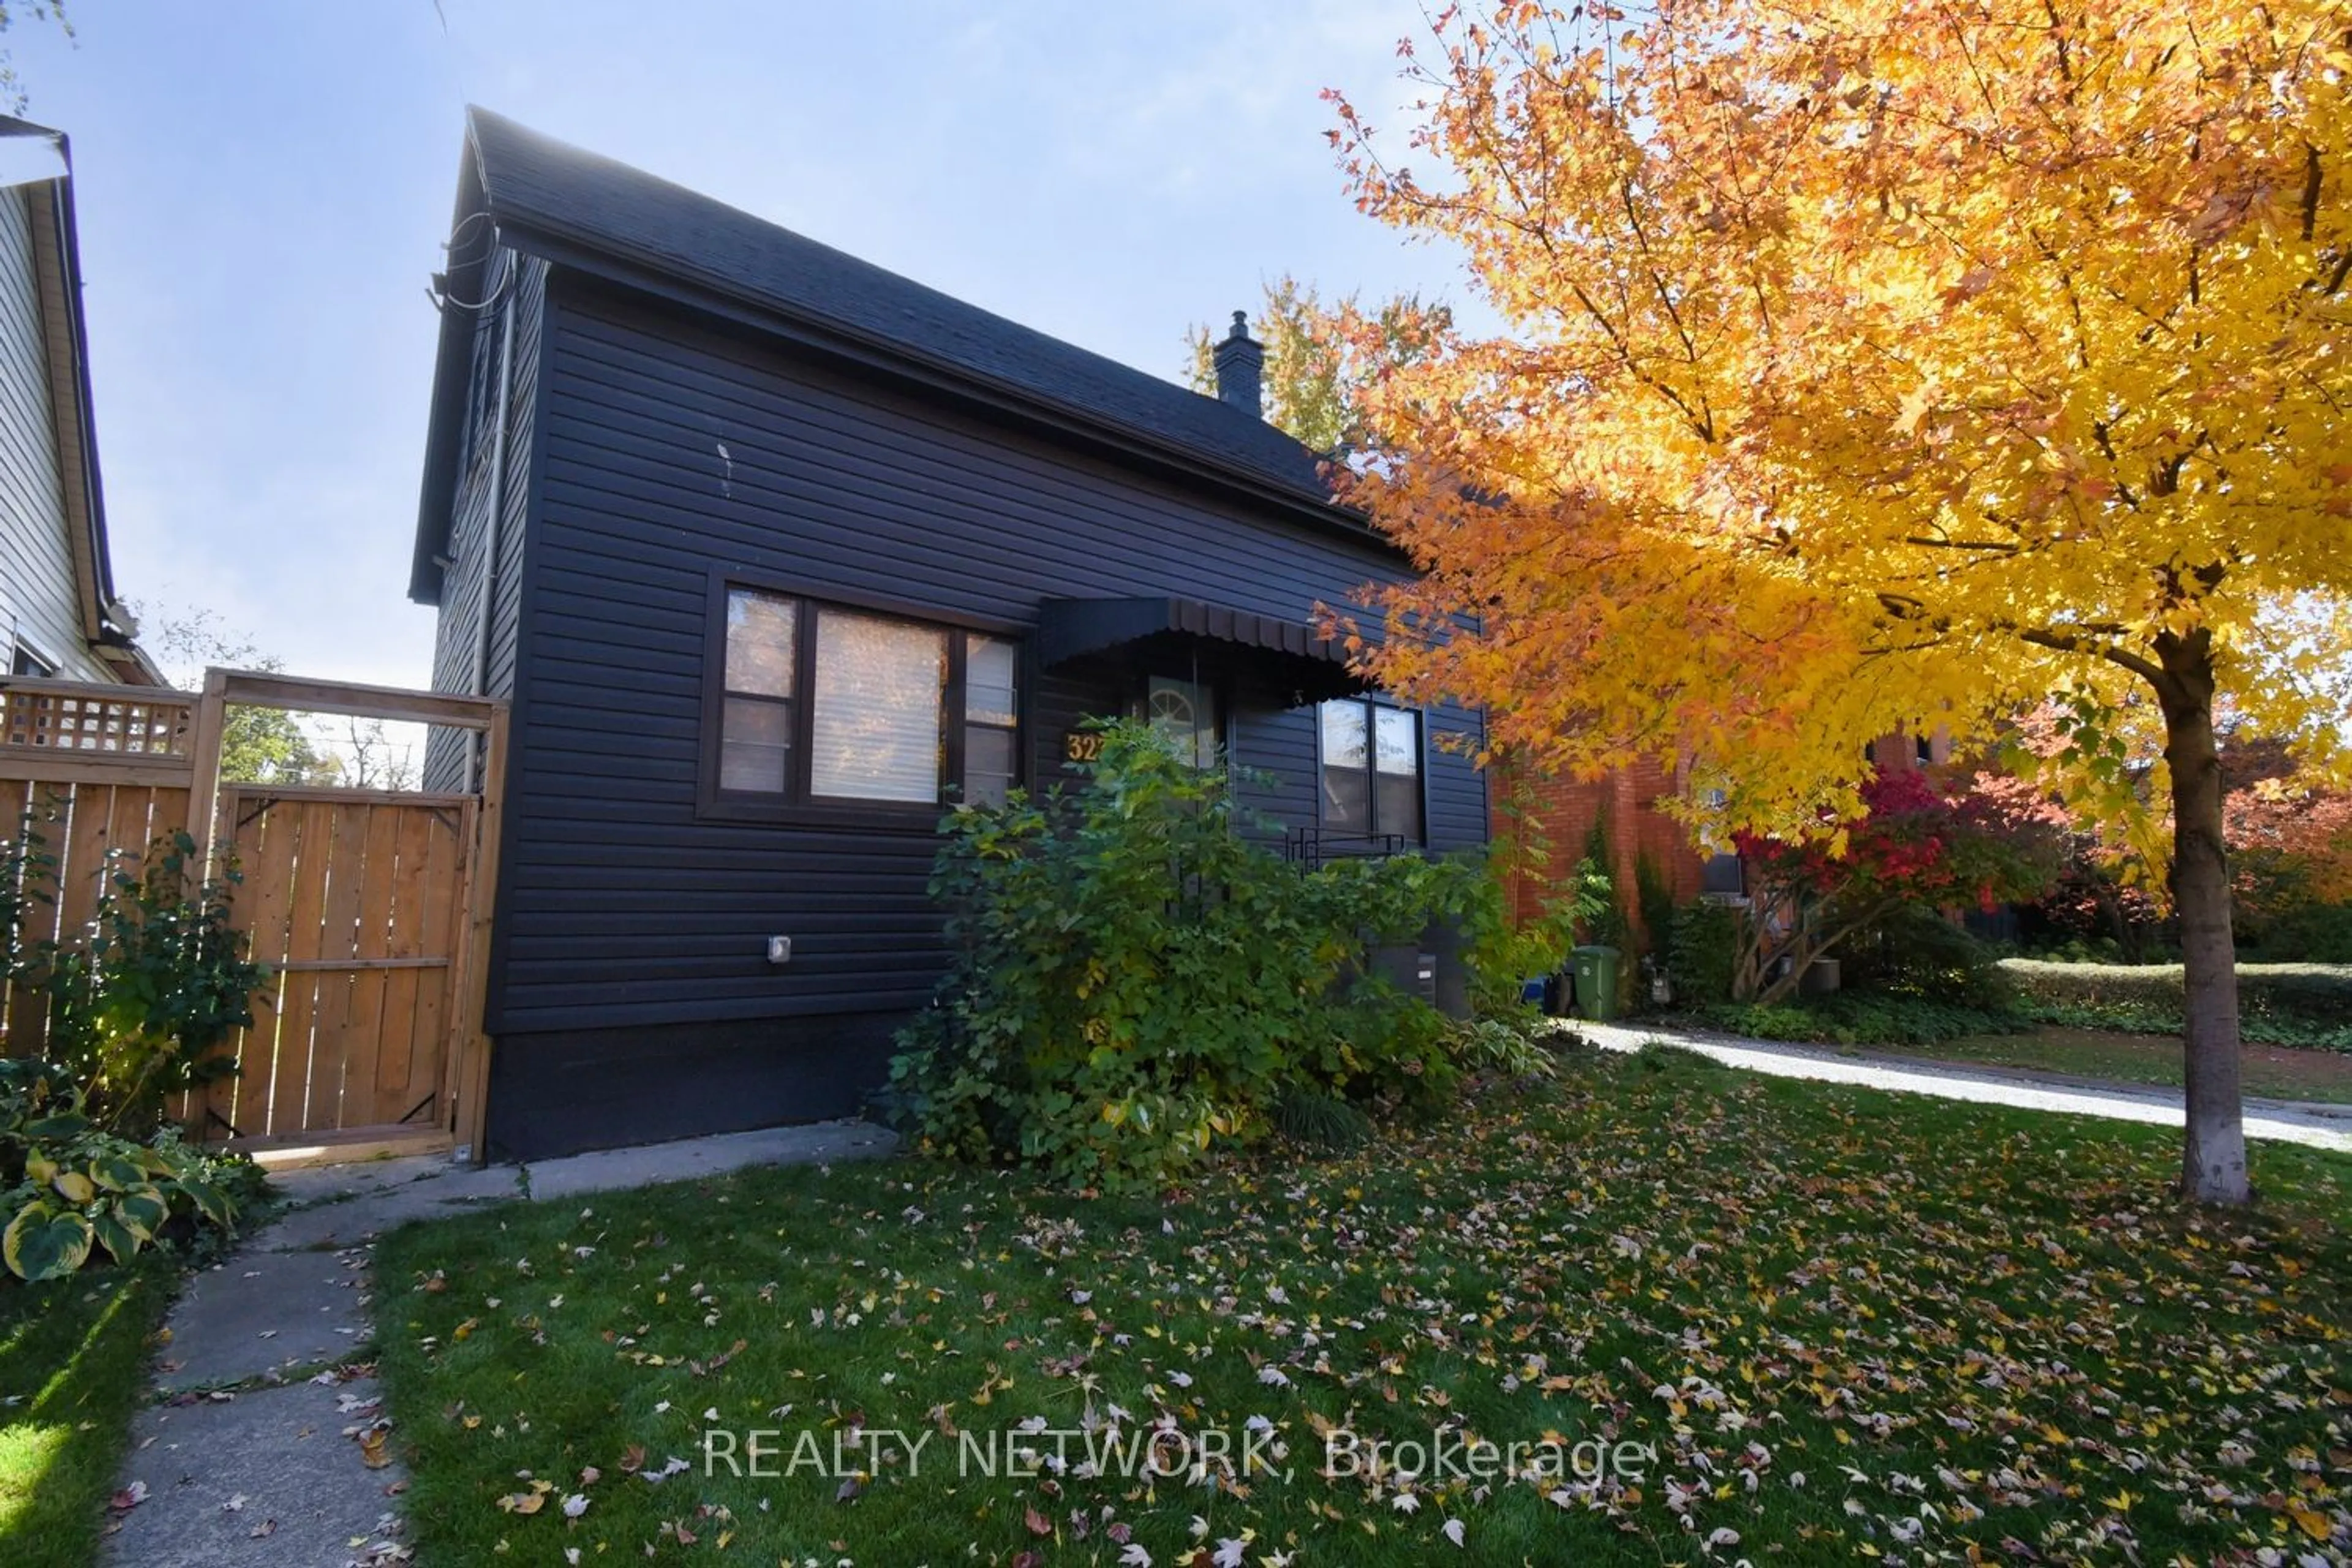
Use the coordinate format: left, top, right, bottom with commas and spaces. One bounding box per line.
2155, 629, 2249, 1205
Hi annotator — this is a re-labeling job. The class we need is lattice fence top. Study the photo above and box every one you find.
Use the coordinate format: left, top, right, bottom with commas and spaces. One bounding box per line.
1, 682, 194, 754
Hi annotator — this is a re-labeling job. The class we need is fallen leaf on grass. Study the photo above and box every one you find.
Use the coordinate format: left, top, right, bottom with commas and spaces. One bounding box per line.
2289, 1505, 2334, 1542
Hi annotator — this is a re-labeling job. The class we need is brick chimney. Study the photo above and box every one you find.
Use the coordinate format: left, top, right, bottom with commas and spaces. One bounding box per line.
1212, 309, 1263, 419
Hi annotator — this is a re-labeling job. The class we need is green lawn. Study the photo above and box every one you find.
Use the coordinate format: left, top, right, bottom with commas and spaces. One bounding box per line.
1869, 1026, 2352, 1104
0, 1258, 171, 1568
374, 1050, 2352, 1566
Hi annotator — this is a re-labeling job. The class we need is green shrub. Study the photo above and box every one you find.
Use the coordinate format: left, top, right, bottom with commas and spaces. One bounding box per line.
1578, 814, 1629, 949
1842, 907, 2013, 1009
1695, 993, 2026, 1047
1997, 959, 2352, 1049
2239, 902, 2352, 964
1445, 845, 1586, 1017
1634, 1041, 1723, 1072
0, 813, 272, 1139
1668, 900, 1741, 1005
0, 814, 271, 1281
37, 833, 271, 1137
1273, 1087, 1374, 1151
1634, 850, 1676, 962
884, 722, 1534, 1188
1697, 1002, 1817, 1041
2025, 932, 2165, 965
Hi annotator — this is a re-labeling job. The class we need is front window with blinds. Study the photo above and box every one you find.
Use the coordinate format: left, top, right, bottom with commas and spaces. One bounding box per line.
710, 586, 1019, 813
809, 610, 946, 802
1318, 698, 1423, 846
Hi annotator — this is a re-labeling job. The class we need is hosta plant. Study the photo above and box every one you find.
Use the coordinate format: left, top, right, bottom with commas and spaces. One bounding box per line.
1, 1058, 258, 1282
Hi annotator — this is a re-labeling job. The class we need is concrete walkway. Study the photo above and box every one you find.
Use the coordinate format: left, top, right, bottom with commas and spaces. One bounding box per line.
100, 1118, 897, 1568
1578, 1020, 2352, 1154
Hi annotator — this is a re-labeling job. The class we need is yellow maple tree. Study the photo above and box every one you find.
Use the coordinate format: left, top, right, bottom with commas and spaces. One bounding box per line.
1326, 0, 2351, 1202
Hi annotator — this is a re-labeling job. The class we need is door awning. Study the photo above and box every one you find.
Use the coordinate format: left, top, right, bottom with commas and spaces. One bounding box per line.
1035, 596, 1368, 700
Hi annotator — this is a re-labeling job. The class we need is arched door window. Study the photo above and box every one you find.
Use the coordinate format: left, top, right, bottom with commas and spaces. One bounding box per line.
1144, 676, 1221, 769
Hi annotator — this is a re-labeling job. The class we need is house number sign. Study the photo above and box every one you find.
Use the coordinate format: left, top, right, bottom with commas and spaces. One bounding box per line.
1064, 731, 1104, 763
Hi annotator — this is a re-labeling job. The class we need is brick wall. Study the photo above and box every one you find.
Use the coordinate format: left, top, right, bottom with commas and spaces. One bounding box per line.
1496, 729, 1944, 954
1494, 752, 1711, 954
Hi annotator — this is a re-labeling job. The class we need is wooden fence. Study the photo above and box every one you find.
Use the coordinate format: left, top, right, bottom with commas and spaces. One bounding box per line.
0, 670, 505, 1165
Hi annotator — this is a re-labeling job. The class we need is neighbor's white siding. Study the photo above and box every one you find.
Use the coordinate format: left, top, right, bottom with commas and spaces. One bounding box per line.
0, 182, 106, 682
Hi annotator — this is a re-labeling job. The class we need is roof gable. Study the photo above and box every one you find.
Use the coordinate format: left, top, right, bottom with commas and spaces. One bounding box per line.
0, 115, 157, 684
464, 108, 1336, 507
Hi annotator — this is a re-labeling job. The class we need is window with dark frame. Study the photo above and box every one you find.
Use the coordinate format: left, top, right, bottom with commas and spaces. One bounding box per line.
718, 590, 797, 793
1698, 786, 1744, 896
1317, 697, 1423, 846
712, 585, 1019, 812
9, 644, 55, 679
962, 635, 1020, 807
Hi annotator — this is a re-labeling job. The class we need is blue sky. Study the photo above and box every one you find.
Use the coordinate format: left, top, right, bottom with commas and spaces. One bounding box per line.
8, 0, 1458, 688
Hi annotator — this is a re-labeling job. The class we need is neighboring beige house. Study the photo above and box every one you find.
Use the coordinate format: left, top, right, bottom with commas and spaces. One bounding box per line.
0, 117, 157, 686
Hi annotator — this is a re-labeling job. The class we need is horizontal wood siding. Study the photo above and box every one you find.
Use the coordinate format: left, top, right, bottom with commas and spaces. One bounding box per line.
423, 257, 544, 790
1426, 703, 1488, 849
0, 187, 105, 684
1229, 691, 1317, 842
489, 277, 1485, 1041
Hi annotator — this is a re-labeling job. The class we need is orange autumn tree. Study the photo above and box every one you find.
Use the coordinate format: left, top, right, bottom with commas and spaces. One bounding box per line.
1325, 0, 2352, 1204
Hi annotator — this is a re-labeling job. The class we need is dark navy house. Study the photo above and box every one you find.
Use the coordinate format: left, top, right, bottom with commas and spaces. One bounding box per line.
410, 110, 1488, 1161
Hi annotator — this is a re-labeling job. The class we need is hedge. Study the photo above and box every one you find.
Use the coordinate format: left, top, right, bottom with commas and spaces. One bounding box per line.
1997, 959, 2352, 1047
1694, 995, 2027, 1048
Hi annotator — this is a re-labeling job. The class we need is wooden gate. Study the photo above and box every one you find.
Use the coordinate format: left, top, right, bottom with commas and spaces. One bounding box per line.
192, 786, 477, 1155
0, 669, 507, 1166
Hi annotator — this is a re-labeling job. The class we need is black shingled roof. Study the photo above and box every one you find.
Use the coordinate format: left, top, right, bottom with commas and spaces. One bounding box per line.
464, 107, 1335, 505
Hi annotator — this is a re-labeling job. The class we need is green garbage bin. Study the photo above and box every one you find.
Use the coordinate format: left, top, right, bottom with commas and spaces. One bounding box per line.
1570, 945, 1621, 1020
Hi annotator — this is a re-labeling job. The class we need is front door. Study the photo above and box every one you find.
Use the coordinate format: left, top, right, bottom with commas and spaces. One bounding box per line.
1143, 674, 1221, 767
